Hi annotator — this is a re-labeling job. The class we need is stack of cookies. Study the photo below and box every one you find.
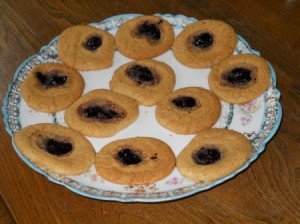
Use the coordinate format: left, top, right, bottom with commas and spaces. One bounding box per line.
14, 15, 271, 185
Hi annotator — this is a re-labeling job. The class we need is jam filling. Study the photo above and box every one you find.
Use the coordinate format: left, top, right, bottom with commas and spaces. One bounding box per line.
172, 96, 197, 109
36, 71, 67, 87
193, 147, 221, 165
192, 32, 214, 49
222, 67, 253, 86
117, 148, 142, 165
80, 104, 124, 121
126, 64, 158, 85
137, 20, 162, 40
83, 35, 102, 51
42, 138, 72, 156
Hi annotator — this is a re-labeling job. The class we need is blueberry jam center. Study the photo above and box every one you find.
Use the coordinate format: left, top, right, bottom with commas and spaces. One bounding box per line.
126, 65, 157, 85
82, 105, 122, 120
193, 147, 221, 165
43, 138, 72, 156
192, 33, 214, 49
36, 71, 67, 87
138, 21, 161, 40
84, 35, 102, 51
172, 96, 197, 108
223, 68, 252, 85
117, 148, 142, 165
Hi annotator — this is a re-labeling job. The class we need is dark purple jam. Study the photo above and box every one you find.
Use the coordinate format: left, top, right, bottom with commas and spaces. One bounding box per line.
117, 148, 142, 165
126, 64, 157, 85
192, 33, 214, 49
172, 96, 197, 108
193, 147, 221, 165
82, 105, 122, 120
43, 138, 72, 156
36, 71, 67, 87
84, 35, 102, 51
222, 68, 252, 86
137, 21, 161, 40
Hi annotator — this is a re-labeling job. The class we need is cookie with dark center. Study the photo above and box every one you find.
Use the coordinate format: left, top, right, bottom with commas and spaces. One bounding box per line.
14, 123, 95, 175
115, 15, 174, 59
208, 53, 270, 104
177, 128, 253, 182
110, 59, 175, 106
57, 25, 114, 70
95, 137, 176, 185
156, 87, 221, 134
173, 20, 237, 68
20, 63, 85, 113
64, 89, 139, 137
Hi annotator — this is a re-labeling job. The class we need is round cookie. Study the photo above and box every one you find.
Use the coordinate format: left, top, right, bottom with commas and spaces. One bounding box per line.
109, 59, 176, 106
20, 63, 85, 113
95, 137, 176, 185
115, 15, 174, 59
155, 87, 221, 134
57, 25, 115, 71
208, 53, 271, 104
173, 20, 237, 68
14, 123, 95, 176
176, 128, 253, 182
64, 89, 139, 138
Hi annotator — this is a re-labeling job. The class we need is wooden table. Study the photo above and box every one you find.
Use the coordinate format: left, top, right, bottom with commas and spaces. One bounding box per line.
1, 0, 299, 223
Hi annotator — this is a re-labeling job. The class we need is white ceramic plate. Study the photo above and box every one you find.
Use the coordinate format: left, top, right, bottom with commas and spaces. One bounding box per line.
3, 14, 282, 202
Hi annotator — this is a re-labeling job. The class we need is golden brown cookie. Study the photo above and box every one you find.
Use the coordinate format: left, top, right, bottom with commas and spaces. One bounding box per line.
109, 59, 176, 106
20, 63, 85, 113
95, 137, 176, 185
208, 53, 270, 104
14, 123, 95, 175
173, 20, 237, 68
64, 89, 139, 138
155, 87, 221, 134
115, 15, 174, 59
57, 25, 115, 71
176, 128, 253, 182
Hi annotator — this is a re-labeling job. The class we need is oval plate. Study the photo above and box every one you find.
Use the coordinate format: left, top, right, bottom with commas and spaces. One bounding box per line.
2, 14, 282, 202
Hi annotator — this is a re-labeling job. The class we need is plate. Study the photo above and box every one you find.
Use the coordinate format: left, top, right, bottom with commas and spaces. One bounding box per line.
2, 14, 282, 202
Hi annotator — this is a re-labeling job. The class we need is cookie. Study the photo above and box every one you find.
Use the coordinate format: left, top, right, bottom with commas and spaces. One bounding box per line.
208, 53, 271, 104
173, 20, 237, 68
64, 89, 139, 137
155, 87, 221, 134
109, 59, 176, 106
95, 137, 176, 185
14, 123, 95, 175
20, 63, 85, 113
115, 15, 174, 59
57, 25, 115, 71
176, 128, 253, 182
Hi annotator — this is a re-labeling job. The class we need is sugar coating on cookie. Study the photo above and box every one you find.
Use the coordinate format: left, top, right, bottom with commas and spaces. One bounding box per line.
173, 20, 237, 68
20, 63, 85, 113
115, 15, 174, 59
110, 59, 176, 106
95, 137, 176, 185
176, 128, 253, 182
57, 25, 115, 71
14, 123, 95, 175
155, 87, 221, 134
64, 89, 139, 137
208, 53, 270, 104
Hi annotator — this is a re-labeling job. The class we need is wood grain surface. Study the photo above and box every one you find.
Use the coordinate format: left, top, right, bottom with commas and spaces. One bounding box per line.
0, 0, 299, 223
